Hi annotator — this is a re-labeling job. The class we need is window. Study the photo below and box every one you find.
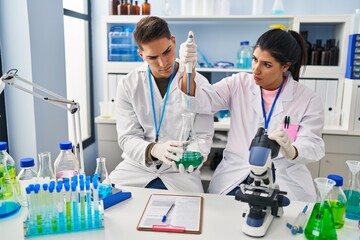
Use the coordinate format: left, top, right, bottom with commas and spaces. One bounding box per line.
0, 46, 8, 143
63, 0, 94, 148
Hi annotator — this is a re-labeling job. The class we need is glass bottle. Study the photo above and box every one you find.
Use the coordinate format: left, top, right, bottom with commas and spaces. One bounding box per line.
141, 0, 150, 15
329, 39, 339, 66
300, 31, 312, 65
162, 0, 172, 16
128, 0, 136, 15
134, 1, 140, 15
17, 157, 38, 206
311, 40, 324, 65
304, 177, 337, 240
0, 142, 21, 218
344, 160, 360, 220
109, 0, 120, 15
252, 0, 263, 15
118, 0, 128, 15
321, 40, 331, 66
54, 141, 80, 180
177, 113, 204, 170
37, 152, 55, 184
327, 174, 347, 229
95, 157, 112, 199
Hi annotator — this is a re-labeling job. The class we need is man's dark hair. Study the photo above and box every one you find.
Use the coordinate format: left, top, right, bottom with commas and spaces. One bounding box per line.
133, 16, 171, 50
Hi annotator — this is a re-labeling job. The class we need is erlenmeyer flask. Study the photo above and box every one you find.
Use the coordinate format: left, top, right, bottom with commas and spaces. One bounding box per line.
37, 152, 55, 184
95, 157, 112, 199
304, 177, 337, 240
344, 160, 360, 220
177, 112, 203, 170
0, 142, 21, 218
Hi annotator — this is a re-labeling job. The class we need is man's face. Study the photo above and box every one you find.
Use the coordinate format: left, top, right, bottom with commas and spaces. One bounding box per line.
138, 36, 177, 79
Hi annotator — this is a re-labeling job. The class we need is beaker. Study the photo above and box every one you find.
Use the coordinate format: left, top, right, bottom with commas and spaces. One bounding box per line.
304, 177, 337, 240
37, 152, 55, 184
0, 142, 21, 218
177, 113, 204, 170
344, 160, 360, 220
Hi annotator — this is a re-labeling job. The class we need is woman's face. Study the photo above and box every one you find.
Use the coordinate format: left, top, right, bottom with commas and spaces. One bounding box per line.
251, 47, 289, 90
138, 36, 177, 79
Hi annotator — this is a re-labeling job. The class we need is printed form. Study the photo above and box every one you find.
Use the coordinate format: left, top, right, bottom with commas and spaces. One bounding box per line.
137, 194, 203, 233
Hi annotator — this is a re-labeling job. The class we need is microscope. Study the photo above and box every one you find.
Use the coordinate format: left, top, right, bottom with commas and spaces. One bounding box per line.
235, 127, 290, 237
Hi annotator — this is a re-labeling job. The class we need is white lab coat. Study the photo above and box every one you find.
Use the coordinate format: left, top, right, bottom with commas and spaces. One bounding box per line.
109, 60, 214, 193
189, 72, 325, 201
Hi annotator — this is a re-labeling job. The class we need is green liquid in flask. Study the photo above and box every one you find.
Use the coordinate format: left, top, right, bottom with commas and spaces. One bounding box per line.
304, 202, 337, 240
176, 151, 203, 170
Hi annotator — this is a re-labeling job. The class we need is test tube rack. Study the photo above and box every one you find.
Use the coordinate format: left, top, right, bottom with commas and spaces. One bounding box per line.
23, 175, 104, 238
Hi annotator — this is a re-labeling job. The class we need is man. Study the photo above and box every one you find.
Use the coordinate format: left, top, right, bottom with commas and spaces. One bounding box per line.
109, 16, 214, 192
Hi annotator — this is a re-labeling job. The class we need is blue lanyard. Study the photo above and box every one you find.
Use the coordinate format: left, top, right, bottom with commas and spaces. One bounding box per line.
260, 80, 285, 132
148, 62, 177, 142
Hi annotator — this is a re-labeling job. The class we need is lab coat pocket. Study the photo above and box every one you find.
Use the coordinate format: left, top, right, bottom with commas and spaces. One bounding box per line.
282, 123, 299, 142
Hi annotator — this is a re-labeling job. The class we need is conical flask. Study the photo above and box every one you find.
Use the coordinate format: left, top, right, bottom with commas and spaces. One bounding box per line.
37, 152, 55, 184
304, 177, 337, 240
95, 157, 112, 199
177, 112, 203, 170
344, 160, 360, 220
0, 142, 21, 218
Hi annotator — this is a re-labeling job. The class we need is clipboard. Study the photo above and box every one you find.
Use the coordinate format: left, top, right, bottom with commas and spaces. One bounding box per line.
137, 194, 203, 234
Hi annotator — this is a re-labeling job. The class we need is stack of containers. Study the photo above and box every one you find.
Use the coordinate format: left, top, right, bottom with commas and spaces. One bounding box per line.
108, 25, 142, 62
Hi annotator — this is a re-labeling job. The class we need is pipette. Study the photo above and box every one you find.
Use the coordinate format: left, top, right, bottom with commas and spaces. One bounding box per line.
186, 31, 194, 110
286, 203, 309, 235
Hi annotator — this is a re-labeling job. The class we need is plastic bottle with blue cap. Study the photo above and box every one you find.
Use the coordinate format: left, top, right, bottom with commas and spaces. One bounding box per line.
54, 141, 80, 180
327, 174, 347, 229
236, 41, 253, 69
18, 157, 38, 206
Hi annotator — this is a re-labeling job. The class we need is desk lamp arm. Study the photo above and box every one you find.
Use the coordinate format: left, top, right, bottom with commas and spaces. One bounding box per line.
0, 69, 85, 174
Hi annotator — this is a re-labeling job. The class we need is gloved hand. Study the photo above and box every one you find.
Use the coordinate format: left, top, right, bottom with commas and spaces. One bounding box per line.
268, 128, 297, 160
179, 31, 197, 67
150, 141, 184, 166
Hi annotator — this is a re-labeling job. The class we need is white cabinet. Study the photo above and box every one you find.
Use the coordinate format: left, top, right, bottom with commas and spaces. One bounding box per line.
95, 117, 123, 173
97, 14, 359, 185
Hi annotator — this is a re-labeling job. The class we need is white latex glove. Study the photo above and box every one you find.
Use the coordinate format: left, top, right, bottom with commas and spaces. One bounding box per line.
268, 128, 296, 160
150, 141, 184, 166
179, 31, 197, 66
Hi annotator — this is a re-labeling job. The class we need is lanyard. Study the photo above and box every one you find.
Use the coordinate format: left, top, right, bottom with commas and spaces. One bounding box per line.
260, 80, 285, 133
148, 62, 177, 142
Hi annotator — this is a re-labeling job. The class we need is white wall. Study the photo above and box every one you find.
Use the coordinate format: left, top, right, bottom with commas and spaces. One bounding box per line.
0, 0, 68, 171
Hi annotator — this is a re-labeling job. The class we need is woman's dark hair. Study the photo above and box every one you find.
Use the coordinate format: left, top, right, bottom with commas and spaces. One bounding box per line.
255, 28, 307, 80
133, 16, 171, 50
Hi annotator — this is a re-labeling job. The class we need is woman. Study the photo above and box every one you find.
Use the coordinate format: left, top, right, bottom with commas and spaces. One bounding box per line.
179, 28, 325, 201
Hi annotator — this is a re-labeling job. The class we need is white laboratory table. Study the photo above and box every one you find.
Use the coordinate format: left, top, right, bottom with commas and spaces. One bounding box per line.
1, 186, 359, 240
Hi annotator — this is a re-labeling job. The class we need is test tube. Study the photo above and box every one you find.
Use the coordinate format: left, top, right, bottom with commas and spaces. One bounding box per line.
25, 185, 35, 235
56, 181, 65, 232
86, 176, 93, 228
41, 184, 49, 233
64, 182, 72, 231
71, 181, 79, 230
48, 182, 57, 233
92, 175, 101, 228
79, 175, 86, 229
34, 184, 43, 233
